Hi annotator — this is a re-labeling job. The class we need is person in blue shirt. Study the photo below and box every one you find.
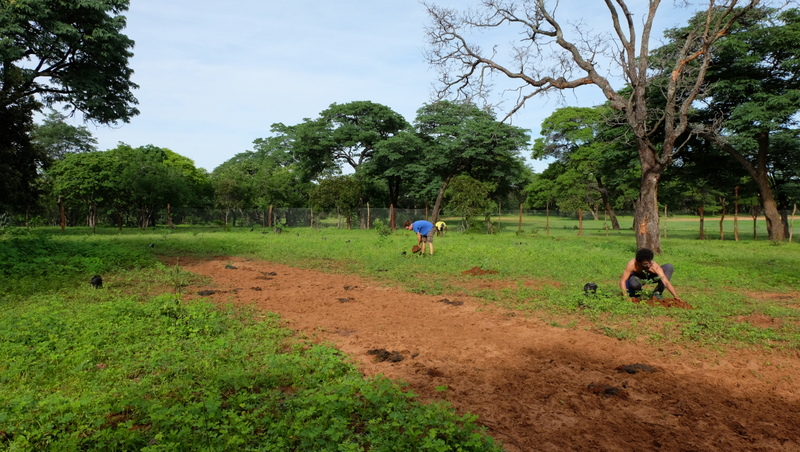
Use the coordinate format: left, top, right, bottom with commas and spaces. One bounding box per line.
404, 219, 435, 256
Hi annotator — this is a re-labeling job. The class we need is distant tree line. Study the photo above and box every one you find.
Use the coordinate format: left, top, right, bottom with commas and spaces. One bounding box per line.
6, 101, 531, 230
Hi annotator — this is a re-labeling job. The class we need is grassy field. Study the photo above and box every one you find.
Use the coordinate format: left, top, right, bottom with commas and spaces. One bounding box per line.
2, 214, 799, 450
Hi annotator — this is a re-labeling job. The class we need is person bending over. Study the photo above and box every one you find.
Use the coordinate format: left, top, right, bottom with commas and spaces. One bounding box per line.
435, 220, 447, 237
620, 248, 681, 302
404, 219, 435, 256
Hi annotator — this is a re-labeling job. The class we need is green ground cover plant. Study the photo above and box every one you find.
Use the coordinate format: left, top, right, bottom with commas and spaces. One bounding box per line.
2, 215, 798, 450
0, 231, 501, 451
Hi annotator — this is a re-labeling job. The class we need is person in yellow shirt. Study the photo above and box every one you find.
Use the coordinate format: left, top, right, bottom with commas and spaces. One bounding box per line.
435, 220, 447, 237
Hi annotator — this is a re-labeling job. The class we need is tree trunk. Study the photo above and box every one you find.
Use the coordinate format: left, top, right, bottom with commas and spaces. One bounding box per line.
754, 171, 784, 241
58, 196, 66, 231
634, 168, 663, 253
719, 197, 726, 240
698, 205, 706, 240
719, 132, 784, 241
89, 203, 97, 232
431, 177, 452, 224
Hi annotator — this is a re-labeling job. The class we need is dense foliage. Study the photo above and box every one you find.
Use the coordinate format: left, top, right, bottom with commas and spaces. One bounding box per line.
1, 0, 139, 210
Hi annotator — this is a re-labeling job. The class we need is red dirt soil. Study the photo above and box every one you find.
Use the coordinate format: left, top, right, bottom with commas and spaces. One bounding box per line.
174, 256, 800, 452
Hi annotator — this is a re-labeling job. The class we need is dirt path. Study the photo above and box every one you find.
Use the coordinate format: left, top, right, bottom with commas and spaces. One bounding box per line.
175, 256, 800, 451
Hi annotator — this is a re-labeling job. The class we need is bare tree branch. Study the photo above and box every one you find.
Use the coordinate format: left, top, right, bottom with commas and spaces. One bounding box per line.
424, 0, 762, 251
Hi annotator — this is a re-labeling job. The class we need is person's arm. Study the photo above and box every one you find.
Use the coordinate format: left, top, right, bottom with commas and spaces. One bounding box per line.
653, 264, 680, 299
620, 260, 634, 298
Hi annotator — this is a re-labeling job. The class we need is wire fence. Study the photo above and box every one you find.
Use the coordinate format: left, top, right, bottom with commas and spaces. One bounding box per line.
3, 203, 767, 229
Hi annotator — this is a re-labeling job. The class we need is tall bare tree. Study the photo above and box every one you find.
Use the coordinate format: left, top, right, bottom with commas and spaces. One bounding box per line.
425, 0, 759, 252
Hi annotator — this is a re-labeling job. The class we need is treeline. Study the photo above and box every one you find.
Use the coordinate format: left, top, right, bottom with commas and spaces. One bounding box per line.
5, 101, 533, 230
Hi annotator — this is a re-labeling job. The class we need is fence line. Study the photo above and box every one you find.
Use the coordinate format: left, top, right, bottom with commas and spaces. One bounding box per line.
5, 203, 786, 230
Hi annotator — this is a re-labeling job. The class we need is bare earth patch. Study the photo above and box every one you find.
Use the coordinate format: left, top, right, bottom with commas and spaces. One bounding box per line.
174, 256, 800, 452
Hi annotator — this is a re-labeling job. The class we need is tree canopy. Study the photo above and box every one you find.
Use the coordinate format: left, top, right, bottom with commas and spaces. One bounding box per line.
1, 0, 138, 210
0, 0, 139, 122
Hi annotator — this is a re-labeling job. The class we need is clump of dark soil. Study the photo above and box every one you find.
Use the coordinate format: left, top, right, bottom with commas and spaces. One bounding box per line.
437, 298, 464, 306
367, 349, 404, 363
588, 383, 628, 398
338, 297, 355, 303
633, 296, 694, 309
616, 363, 658, 374
462, 266, 499, 276
197, 289, 220, 296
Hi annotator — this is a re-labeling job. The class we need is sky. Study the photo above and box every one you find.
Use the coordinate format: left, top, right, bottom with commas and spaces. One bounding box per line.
76, 0, 691, 174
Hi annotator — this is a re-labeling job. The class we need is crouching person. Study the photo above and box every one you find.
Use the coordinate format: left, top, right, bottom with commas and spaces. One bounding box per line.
620, 248, 681, 303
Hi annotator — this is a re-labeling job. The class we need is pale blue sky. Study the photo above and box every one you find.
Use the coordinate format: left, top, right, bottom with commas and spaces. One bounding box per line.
80, 1, 691, 173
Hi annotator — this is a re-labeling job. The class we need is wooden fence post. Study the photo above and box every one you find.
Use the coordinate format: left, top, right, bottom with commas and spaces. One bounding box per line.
734, 187, 739, 241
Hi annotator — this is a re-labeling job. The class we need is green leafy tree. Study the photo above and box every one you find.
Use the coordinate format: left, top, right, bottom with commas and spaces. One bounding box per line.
162, 149, 212, 209
278, 101, 409, 181
1, 0, 138, 209
445, 174, 496, 232
0, 0, 138, 122
525, 164, 562, 235
413, 100, 529, 223
48, 150, 122, 229
0, 97, 44, 210
308, 175, 361, 229
533, 106, 631, 230
31, 110, 97, 162
363, 128, 425, 208
681, 7, 800, 240
283, 101, 409, 228
211, 157, 258, 227
250, 136, 310, 209
318, 101, 410, 171
109, 145, 191, 229
211, 137, 310, 227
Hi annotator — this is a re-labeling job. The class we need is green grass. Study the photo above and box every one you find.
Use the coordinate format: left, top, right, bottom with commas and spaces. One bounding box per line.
0, 229, 501, 451
2, 216, 799, 450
